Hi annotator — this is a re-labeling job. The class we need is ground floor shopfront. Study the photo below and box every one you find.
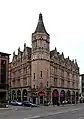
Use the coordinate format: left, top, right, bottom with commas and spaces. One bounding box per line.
10, 87, 79, 105
52, 88, 79, 105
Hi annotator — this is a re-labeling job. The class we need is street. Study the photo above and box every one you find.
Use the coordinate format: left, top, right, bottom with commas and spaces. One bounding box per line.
0, 103, 84, 119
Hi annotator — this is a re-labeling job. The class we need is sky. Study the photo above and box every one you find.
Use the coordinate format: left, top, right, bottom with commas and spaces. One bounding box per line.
0, 0, 84, 74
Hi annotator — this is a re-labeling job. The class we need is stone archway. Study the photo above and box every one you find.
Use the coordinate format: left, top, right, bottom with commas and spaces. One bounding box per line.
66, 90, 71, 104
17, 90, 21, 101
12, 90, 16, 100
60, 90, 65, 104
52, 89, 59, 105
76, 92, 79, 103
72, 91, 75, 104
22, 89, 27, 101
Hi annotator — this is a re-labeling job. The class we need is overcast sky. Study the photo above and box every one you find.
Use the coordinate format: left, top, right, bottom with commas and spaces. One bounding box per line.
0, 0, 84, 74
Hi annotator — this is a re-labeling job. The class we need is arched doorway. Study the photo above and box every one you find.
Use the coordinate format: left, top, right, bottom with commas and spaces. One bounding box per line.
66, 90, 71, 104
76, 92, 79, 103
22, 89, 27, 101
72, 91, 75, 104
60, 90, 65, 104
17, 90, 21, 101
12, 90, 16, 100
52, 89, 59, 105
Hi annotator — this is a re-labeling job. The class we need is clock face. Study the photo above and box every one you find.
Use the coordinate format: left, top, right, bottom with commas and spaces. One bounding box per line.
35, 35, 41, 39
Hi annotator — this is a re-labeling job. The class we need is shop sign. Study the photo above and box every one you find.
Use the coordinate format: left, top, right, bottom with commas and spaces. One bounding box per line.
39, 92, 45, 96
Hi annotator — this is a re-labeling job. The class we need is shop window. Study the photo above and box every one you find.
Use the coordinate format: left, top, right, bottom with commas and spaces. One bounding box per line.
47, 81, 48, 87
34, 73, 35, 79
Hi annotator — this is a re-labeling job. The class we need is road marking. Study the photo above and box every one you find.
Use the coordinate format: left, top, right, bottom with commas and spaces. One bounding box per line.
24, 116, 40, 119
24, 108, 82, 119
47, 108, 81, 116
0, 112, 7, 115
15, 108, 18, 110
0, 111, 11, 115
79, 117, 84, 119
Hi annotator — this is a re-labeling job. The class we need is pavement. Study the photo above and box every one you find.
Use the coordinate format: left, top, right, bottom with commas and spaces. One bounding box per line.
0, 103, 84, 119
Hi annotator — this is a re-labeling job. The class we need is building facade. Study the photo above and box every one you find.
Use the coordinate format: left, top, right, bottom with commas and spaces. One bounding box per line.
9, 13, 80, 105
0, 52, 10, 101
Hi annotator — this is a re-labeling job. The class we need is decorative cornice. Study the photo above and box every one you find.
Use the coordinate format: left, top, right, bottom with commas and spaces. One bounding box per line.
50, 86, 79, 91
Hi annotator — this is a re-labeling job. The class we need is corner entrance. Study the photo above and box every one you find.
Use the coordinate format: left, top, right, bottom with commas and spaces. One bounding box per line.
39, 92, 45, 104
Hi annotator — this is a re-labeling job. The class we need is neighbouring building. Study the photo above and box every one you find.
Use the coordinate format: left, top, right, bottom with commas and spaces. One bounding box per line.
9, 13, 80, 105
80, 74, 84, 97
0, 52, 10, 101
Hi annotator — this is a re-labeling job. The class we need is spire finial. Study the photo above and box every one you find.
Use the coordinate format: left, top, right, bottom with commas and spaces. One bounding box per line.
55, 47, 57, 52
18, 47, 20, 52
39, 13, 43, 21
62, 52, 64, 57
13, 51, 15, 56
24, 43, 26, 48
68, 56, 69, 59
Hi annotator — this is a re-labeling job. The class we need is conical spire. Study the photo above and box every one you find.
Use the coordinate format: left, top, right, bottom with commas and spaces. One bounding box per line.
33, 13, 49, 35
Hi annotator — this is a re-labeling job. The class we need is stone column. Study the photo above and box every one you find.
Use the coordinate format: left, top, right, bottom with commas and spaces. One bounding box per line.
21, 89, 23, 101
38, 96, 40, 105
50, 90, 52, 105
43, 96, 44, 104
75, 93, 76, 104
58, 89, 60, 103
70, 91, 72, 104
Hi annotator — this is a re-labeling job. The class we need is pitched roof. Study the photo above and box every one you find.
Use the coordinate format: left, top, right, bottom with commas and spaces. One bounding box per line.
0, 52, 10, 56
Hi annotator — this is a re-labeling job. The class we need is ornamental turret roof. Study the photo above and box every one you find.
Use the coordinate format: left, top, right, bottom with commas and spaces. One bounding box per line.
33, 13, 49, 35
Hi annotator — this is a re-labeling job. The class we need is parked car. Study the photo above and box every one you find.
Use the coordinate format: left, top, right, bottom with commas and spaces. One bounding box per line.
17, 101, 23, 106
10, 100, 22, 106
23, 101, 37, 107
10, 100, 17, 105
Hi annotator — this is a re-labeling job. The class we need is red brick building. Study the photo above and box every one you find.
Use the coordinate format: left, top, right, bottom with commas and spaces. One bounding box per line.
0, 52, 10, 101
